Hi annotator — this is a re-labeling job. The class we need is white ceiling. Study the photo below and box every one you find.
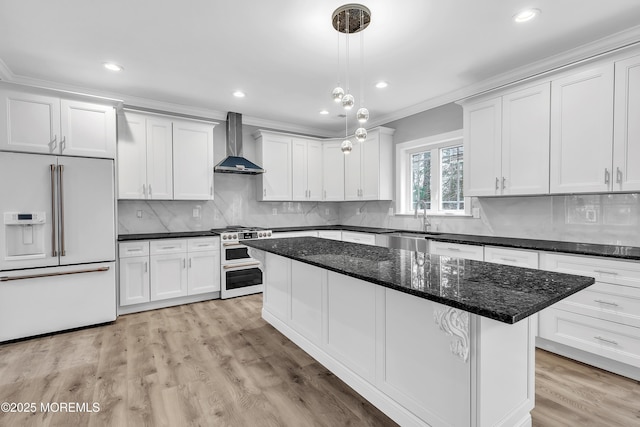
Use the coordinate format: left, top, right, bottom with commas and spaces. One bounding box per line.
1, 0, 640, 136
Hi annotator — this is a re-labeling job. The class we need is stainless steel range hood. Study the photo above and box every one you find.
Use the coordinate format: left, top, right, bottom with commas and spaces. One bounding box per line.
214, 112, 265, 174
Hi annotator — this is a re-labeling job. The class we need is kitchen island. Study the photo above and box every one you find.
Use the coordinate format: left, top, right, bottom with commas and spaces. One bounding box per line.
243, 237, 595, 427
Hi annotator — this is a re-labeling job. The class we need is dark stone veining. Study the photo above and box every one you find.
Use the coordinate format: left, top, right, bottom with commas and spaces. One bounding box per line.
244, 237, 595, 325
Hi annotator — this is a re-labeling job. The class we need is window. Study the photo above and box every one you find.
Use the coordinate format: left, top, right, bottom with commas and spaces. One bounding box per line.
396, 130, 466, 215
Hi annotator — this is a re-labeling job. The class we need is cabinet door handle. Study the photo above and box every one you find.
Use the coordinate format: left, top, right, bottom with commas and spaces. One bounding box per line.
501, 177, 506, 190
183, 259, 186, 269
189, 258, 192, 268
594, 299, 619, 307
324, 190, 327, 199
144, 262, 148, 273
60, 136, 66, 151
594, 336, 618, 345
50, 135, 57, 151
263, 189, 266, 197
604, 168, 610, 185
495, 177, 499, 190
142, 184, 147, 198
616, 167, 623, 184
593, 269, 618, 276
210, 185, 213, 196
149, 185, 153, 198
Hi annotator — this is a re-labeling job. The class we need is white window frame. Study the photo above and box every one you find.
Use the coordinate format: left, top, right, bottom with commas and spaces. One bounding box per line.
395, 129, 468, 216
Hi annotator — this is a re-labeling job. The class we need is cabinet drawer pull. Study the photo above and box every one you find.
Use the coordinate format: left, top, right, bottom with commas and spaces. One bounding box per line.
594, 299, 619, 307
223, 262, 260, 270
197, 244, 210, 247
594, 336, 618, 345
161, 246, 176, 250
593, 269, 618, 276
500, 257, 517, 262
447, 247, 461, 252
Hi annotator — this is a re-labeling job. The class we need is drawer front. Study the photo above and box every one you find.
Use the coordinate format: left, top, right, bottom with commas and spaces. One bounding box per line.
341, 231, 376, 246
553, 282, 640, 328
119, 241, 150, 258
150, 239, 188, 255
273, 231, 319, 238
540, 253, 640, 288
318, 230, 342, 241
484, 246, 539, 269
539, 307, 640, 368
188, 237, 219, 252
430, 241, 484, 261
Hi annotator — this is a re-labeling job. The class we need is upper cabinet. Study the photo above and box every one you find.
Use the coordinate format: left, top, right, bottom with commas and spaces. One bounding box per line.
0, 88, 116, 159
292, 138, 323, 201
549, 64, 614, 193
117, 111, 215, 200
173, 119, 214, 200
322, 141, 345, 201
344, 127, 394, 201
613, 53, 640, 192
255, 131, 293, 201
464, 83, 550, 197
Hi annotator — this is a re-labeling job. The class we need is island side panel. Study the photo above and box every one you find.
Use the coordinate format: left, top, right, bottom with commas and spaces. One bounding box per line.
471, 315, 536, 427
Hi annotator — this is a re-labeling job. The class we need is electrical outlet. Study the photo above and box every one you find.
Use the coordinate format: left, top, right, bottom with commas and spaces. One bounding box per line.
136, 210, 143, 218
325, 208, 330, 215
356, 208, 362, 215
192, 207, 200, 218
272, 208, 278, 215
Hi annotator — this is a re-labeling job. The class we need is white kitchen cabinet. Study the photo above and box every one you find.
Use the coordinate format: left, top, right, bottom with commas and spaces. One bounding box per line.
255, 131, 292, 201
119, 241, 151, 306
173, 119, 214, 200
187, 237, 220, 294
613, 53, 640, 192
538, 252, 640, 378
0, 88, 115, 158
550, 64, 615, 193
318, 230, 342, 240
484, 246, 539, 269
341, 231, 376, 246
430, 241, 484, 261
463, 83, 550, 197
117, 112, 173, 199
322, 140, 345, 201
118, 112, 215, 200
292, 138, 322, 201
344, 127, 394, 200
150, 240, 188, 301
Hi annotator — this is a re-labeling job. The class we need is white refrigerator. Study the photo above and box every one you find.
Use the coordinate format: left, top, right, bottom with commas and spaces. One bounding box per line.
0, 152, 116, 342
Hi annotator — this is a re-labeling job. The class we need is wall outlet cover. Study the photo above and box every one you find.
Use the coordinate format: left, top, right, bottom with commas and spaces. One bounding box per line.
136, 210, 143, 218
272, 208, 278, 215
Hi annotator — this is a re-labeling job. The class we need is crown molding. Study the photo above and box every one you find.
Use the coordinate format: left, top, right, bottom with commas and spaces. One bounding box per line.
373, 24, 640, 125
0, 57, 15, 81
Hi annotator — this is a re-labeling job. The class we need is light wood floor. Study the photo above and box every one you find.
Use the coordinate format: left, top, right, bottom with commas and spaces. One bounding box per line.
0, 294, 638, 427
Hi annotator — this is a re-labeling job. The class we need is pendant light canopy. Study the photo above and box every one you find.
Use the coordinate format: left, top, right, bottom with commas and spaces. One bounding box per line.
331, 4, 371, 154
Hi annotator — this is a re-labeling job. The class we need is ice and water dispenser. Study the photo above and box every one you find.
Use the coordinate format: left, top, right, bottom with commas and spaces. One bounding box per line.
4, 212, 47, 259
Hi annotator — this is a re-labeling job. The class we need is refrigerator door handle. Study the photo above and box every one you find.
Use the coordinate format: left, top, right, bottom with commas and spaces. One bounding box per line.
50, 164, 57, 257
58, 164, 66, 256
1, 266, 110, 282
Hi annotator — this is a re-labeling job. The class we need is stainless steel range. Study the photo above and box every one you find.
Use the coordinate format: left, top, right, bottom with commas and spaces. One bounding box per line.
215, 227, 272, 299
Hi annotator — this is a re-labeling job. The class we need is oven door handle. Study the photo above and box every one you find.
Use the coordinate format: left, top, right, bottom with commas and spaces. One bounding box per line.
223, 242, 245, 247
223, 262, 261, 270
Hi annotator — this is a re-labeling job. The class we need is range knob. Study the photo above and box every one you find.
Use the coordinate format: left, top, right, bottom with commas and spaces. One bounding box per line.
232, 234, 237, 239
222, 235, 227, 240
259, 232, 264, 238
267, 231, 272, 237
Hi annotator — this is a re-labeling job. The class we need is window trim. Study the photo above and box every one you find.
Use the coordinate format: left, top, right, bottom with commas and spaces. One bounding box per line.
395, 130, 468, 216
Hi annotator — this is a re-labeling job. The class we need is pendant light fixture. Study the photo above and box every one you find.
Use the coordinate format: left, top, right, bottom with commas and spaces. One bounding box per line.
331, 4, 371, 154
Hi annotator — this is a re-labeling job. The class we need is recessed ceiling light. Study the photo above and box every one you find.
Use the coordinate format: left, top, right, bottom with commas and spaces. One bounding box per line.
375, 81, 388, 89
233, 90, 246, 98
103, 62, 123, 72
513, 8, 540, 23
319, 109, 329, 115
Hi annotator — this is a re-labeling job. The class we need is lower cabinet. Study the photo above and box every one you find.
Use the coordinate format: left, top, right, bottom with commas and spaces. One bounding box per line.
118, 237, 220, 311
537, 252, 640, 379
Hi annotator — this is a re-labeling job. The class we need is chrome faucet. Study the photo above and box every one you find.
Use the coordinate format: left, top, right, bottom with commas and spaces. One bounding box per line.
414, 200, 431, 232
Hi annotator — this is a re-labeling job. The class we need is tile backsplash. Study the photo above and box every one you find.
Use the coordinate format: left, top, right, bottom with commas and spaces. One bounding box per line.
119, 175, 640, 247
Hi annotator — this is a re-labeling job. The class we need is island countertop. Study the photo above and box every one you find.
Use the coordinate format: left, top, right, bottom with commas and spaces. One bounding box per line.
243, 237, 595, 324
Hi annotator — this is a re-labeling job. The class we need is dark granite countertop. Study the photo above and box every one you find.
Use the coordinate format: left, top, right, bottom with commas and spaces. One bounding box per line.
117, 225, 640, 261
244, 237, 595, 325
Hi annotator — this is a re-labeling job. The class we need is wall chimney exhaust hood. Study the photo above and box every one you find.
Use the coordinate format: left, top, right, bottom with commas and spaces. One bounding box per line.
214, 112, 265, 174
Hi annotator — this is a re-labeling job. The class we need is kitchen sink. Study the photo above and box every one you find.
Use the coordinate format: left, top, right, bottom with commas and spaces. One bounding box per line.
383, 233, 429, 252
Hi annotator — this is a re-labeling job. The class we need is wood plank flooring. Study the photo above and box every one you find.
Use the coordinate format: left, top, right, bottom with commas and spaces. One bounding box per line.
0, 294, 638, 426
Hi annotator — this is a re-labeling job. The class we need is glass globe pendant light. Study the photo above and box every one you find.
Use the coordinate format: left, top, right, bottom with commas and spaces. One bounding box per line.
341, 114, 353, 154
341, 93, 355, 110
356, 107, 369, 123
355, 127, 367, 142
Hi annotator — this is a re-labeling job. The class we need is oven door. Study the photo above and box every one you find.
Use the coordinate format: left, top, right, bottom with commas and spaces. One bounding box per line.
220, 260, 263, 299
222, 242, 253, 263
